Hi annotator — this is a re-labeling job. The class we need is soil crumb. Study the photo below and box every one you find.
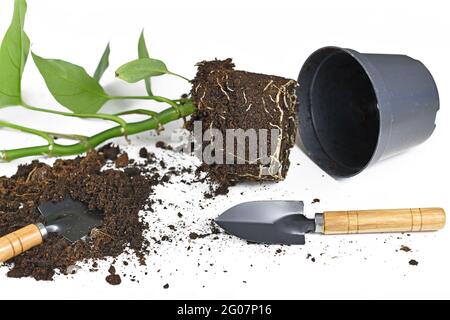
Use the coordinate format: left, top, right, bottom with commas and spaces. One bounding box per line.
189, 232, 199, 240
0, 144, 158, 281
99, 144, 120, 160
106, 274, 122, 285
409, 259, 419, 266
306, 253, 316, 262
139, 147, 149, 159
400, 245, 411, 252
115, 153, 129, 168
156, 141, 173, 151
106, 265, 122, 285
189, 58, 298, 192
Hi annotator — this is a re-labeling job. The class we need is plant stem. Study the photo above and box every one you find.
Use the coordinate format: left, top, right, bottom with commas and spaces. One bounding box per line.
108, 95, 187, 106
109, 96, 190, 117
21, 102, 130, 137
0, 120, 55, 146
0, 101, 196, 162
115, 109, 163, 133
115, 109, 158, 117
168, 71, 191, 82
43, 131, 90, 144
0, 119, 93, 145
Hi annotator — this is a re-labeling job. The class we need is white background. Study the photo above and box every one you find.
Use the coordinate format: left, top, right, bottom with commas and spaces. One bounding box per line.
0, 0, 449, 300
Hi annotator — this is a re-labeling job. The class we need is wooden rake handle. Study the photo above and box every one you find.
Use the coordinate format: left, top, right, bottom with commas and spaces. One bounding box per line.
0, 224, 46, 263
322, 208, 446, 234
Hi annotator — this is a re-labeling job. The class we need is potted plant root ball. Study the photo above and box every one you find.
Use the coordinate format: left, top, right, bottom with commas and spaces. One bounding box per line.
188, 59, 298, 188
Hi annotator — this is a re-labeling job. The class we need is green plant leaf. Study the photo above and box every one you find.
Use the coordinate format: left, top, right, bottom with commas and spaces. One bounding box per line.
32, 52, 109, 114
138, 30, 153, 95
0, 0, 30, 106
93, 43, 110, 81
116, 58, 168, 83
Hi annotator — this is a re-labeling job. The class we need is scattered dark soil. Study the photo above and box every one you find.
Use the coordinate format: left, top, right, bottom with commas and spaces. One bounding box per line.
1, 143, 230, 283
106, 265, 121, 285
115, 153, 129, 168
189, 232, 199, 240
99, 144, 120, 160
400, 245, 411, 252
409, 259, 419, 266
139, 147, 149, 159
202, 174, 233, 198
0, 144, 159, 281
156, 141, 173, 151
189, 59, 298, 191
306, 253, 316, 262
105, 274, 122, 285
189, 221, 221, 240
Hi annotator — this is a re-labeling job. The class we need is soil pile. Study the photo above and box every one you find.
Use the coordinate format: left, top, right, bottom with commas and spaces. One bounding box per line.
0, 145, 155, 281
190, 59, 298, 186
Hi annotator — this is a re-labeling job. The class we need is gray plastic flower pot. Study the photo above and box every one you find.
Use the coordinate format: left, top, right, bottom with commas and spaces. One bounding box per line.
297, 46, 439, 177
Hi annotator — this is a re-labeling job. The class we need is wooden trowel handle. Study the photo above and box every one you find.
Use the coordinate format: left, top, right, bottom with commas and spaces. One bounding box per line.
0, 224, 46, 263
322, 208, 445, 234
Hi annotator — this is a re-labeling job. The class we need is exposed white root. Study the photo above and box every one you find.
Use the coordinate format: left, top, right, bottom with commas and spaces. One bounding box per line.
199, 88, 207, 109
224, 151, 264, 165
245, 103, 253, 112
237, 172, 283, 181
217, 78, 231, 101
265, 80, 297, 178
225, 74, 235, 92
261, 97, 270, 114
268, 122, 283, 177
283, 94, 289, 109
264, 80, 274, 92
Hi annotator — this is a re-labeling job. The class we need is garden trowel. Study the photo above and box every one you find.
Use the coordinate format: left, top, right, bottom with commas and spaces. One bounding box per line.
0, 197, 102, 263
215, 201, 446, 244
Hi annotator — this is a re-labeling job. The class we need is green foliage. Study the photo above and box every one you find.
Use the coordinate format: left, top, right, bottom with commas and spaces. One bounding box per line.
0, 0, 194, 162
138, 30, 153, 95
115, 58, 169, 83
32, 53, 109, 114
93, 43, 111, 81
0, 0, 30, 106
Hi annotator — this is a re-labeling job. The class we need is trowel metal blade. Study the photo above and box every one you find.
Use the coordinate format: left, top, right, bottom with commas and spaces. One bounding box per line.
38, 197, 103, 243
215, 200, 315, 245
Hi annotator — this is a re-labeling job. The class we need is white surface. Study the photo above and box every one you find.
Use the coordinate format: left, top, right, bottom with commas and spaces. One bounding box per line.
0, 0, 449, 300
